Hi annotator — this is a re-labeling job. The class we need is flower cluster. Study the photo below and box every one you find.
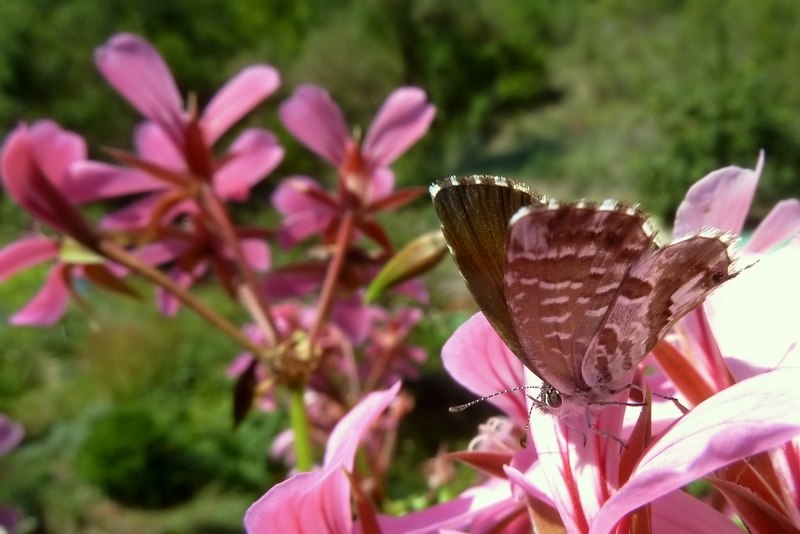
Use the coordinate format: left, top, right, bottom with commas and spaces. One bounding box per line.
0, 32, 436, 517
3, 32, 800, 534
245, 157, 800, 533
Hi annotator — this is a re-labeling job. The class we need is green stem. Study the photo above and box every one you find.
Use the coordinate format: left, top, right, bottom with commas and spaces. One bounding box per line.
288, 384, 313, 471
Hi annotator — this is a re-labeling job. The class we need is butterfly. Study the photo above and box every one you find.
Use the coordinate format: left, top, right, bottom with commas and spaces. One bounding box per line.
431, 175, 739, 430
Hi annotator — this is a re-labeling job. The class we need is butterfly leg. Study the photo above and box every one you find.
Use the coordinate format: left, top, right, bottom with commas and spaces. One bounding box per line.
584, 408, 627, 448
626, 383, 689, 415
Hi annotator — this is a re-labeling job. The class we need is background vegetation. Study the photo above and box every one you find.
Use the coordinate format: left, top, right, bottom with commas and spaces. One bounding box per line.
1, 0, 798, 531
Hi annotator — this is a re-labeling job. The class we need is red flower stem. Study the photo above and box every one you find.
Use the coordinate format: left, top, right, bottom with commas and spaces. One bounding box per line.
200, 185, 279, 346
363, 345, 395, 394
309, 210, 356, 344
99, 240, 263, 356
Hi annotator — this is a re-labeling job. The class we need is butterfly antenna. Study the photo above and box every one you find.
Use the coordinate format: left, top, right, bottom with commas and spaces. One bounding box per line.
519, 395, 540, 448
448, 385, 541, 413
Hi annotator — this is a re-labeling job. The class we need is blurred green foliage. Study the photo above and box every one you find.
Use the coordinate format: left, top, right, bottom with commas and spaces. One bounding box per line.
1, 0, 800, 530
77, 405, 209, 508
2, 0, 796, 222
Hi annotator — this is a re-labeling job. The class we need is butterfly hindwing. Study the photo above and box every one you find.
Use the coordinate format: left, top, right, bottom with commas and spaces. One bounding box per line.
581, 229, 739, 391
431, 176, 545, 360
504, 201, 657, 394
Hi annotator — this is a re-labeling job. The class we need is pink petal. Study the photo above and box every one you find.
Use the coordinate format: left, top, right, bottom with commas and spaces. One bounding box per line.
376, 481, 515, 533
705, 245, 800, 380
269, 429, 295, 463
747, 199, 800, 253
202, 65, 280, 144
367, 166, 395, 203
28, 120, 87, 191
134, 121, 185, 169
442, 312, 528, 425
156, 263, 203, 317
0, 414, 24, 456
226, 353, 255, 378
769, 439, 800, 525
0, 506, 21, 534
530, 376, 626, 534
673, 152, 763, 237
1, 124, 37, 204
272, 176, 331, 215
279, 85, 349, 166
262, 269, 324, 299
362, 87, 435, 167
245, 382, 401, 533
650, 490, 743, 534
504, 464, 555, 506
272, 177, 336, 248
1, 123, 88, 234
100, 194, 194, 230
278, 210, 336, 249
0, 235, 58, 282
11, 264, 71, 326
331, 297, 378, 345
590, 367, 800, 534
241, 238, 271, 272
134, 238, 193, 266
214, 129, 284, 201
323, 381, 401, 466
391, 278, 430, 304
95, 33, 184, 142
69, 161, 168, 202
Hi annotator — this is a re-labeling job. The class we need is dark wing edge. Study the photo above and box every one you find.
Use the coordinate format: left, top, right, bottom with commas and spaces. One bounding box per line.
431, 175, 545, 361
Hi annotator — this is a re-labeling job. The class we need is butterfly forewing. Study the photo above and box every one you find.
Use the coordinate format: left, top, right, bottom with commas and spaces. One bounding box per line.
431, 176, 545, 359
504, 201, 657, 394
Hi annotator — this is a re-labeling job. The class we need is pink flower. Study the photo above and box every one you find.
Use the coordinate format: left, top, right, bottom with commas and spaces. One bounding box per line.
244, 381, 401, 533
361, 307, 427, 387
73, 33, 283, 229
663, 152, 800, 401
0, 236, 72, 325
0, 121, 132, 325
425, 312, 800, 533
674, 151, 800, 253
134, 218, 270, 316
262, 254, 428, 304
377, 313, 542, 532
1, 121, 97, 247
0, 414, 23, 456
385, 159, 798, 533
274, 85, 435, 248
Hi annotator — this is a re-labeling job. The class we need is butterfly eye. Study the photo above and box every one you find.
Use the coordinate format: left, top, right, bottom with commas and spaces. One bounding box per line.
712, 271, 725, 284
543, 387, 563, 408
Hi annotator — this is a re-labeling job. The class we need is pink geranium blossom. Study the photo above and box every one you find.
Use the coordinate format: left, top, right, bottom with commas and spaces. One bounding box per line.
409, 311, 800, 533
408, 157, 800, 532
274, 85, 435, 249
244, 381, 401, 533
1, 121, 97, 246
0, 235, 73, 325
134, 217, 270, 315
0, 121, 131, 325
668, 151, 800, 396
72, 33, 284, 229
